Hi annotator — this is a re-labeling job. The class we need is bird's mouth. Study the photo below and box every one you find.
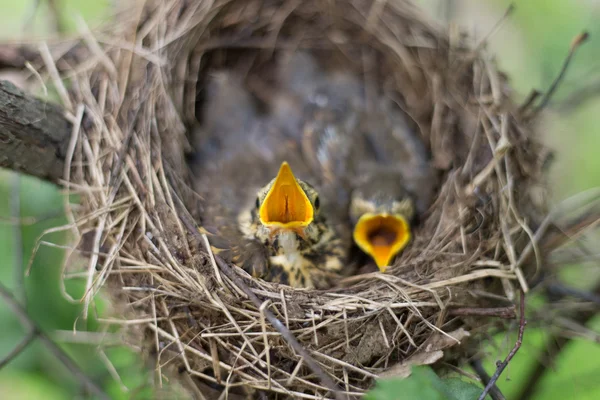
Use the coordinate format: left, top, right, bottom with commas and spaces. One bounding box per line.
259, 162, 314, 230
353, 213, 411, 272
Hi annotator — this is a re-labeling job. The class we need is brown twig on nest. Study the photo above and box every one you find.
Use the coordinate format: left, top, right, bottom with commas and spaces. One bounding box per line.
478, 290, 527, 400
177, 204, 349, 400
527, 31, 590, 118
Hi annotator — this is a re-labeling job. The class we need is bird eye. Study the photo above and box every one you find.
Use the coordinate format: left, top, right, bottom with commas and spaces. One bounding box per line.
255, 197, 260, 209
314, 196, 320, 210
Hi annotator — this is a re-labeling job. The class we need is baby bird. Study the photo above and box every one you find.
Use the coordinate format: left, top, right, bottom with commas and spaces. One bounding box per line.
193, 71, 348, 289
349, 171, 416, 272
273, 51, 436, 272
238, 161, 345, 288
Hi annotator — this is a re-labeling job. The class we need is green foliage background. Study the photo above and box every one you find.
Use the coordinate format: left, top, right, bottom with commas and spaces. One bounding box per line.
0, 0, 599, 399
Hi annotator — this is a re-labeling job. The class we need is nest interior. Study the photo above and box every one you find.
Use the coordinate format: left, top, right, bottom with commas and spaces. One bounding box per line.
42, 0, 552, 397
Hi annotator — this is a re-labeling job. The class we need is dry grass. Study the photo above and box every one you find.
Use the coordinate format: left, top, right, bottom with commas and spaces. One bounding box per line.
19, 0, 600, 398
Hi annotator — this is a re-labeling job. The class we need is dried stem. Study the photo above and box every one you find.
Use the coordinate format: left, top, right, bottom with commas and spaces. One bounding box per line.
530, 31, 590, 117
478, 290, 526, 400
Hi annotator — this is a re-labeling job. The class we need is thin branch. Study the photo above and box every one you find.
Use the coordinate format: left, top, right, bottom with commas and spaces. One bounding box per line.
530, 31, 590, 117
472, 3, 515, 53
0, 331, 36, 369
515, 280, 600, 400
478, 290, 526, 400
470, 359, 505, 400
545, 281, 600, 306
518, 89, 541, 113
0, 282, 109, 400
176, 205, 349, 400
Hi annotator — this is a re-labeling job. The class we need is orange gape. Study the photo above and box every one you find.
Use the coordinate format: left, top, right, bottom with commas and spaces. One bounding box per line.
260, 162, 314, 228
353, 213, 411, 272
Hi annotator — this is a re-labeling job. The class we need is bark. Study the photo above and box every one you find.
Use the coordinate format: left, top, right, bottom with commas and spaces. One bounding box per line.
0, 80, 71, 184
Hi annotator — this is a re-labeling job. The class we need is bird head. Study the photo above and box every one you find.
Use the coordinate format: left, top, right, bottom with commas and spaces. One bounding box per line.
349, 179, 415, 272
241, 161, 323, 249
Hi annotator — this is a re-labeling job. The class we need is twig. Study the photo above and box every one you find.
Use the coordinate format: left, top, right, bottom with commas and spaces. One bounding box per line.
478, 290, 526, 400
517, 89, 541, 114
0, 331, 36, 369
530, 32, 590, 117
449, 306, 516, 319
176, 208, 348, 400
472, 3, 515, 53
545, 281, 600, 306
0, 282, 109, 400
470, 359, 505, 400
515, 280, 600, 400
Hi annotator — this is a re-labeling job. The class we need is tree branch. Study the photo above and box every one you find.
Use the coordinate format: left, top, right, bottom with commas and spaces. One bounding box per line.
478, 290, 527, 400
0, 80, 71, 184
515, 281, 600, 400
0, 331, 36, 369
470, 359, 505, 400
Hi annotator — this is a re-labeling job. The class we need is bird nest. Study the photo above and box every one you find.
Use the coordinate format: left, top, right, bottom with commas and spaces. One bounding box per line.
31, 0, 583, 398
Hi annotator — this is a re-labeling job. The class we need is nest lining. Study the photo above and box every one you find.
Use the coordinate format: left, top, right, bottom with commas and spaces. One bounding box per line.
34, 0, 554, 397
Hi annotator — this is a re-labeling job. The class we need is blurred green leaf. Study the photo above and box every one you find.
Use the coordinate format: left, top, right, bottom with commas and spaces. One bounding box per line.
365, 367, 487, 400
442, 378, 487, 400
0, 372, 68, 400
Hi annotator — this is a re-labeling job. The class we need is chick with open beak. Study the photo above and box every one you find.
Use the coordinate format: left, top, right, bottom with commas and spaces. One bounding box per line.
270, 51, 436, 273
349, 172, 416, 272
238, 161, 345, 289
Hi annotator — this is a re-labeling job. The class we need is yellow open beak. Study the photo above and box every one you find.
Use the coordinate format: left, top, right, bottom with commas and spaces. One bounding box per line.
259, 162, 314, 229
353, 213, 411, 272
